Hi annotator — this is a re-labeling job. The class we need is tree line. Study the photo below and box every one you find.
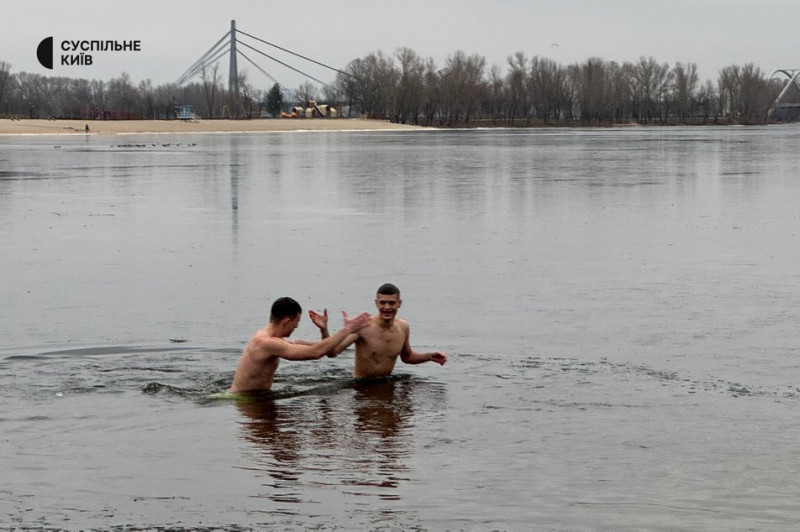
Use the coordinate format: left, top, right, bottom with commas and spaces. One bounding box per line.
335, 50, 788, 125
0, 48, 792, 125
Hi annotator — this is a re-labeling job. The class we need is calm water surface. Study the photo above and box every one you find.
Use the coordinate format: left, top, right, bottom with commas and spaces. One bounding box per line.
2, 126, 800, 530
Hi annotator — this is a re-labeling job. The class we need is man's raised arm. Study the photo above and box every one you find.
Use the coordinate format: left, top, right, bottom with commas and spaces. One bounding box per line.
292, 309, 330, 346
325, 310, 363, 357
276, 311, 370, 361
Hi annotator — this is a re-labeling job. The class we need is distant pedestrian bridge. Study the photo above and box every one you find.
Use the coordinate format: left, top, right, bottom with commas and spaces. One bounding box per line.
768, 69, 800, 119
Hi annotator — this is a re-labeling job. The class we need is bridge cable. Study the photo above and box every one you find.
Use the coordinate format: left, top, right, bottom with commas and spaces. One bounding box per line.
175, 32, 230, 86
236, 28, 354, 78
235, 38, 332, 88
236, 49, 299, 101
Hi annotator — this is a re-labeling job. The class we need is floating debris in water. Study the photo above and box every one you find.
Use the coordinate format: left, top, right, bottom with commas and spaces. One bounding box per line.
110, 143, 198, 148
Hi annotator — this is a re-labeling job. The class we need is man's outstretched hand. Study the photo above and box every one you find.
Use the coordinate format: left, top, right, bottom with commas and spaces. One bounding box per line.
343, 311, 371, 334
309, 309, 328, 331
430, 351, 448, 365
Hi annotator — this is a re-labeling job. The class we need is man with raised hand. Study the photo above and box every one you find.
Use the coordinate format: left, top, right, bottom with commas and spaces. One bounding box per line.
230, 297, 371, 393
320, 283, 447, 377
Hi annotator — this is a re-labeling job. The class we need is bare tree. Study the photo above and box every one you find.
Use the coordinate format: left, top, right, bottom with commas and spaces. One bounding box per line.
506, 52, 529, 124
68, 78, 92, 118
736, 64, 779, 124
439, 50, 485, 124
89, 79, 105, 118
338, 51, 397, 118
394, 47, 425, 124
572, 57, 610, 122
237, 71, 257, 118
334, 68, 358, 117
296, 81, 318, 106
483, 64, 507, 124
718, 65, 740, 120
0, 61, 15, 115
671, 62, 699, 123
529, 56, 569, 122
322, 83, 342, 111
631, 56, 671, 123
152, 83, 176, 119
422, 57, 441, 125
697, 79, 717, 122
201, 63, 221, 118
107, 73, 139, 118
138, 79, 156, 119
16, 72, 45, 118
609, 61, 634, 123
377, 56, 400, 120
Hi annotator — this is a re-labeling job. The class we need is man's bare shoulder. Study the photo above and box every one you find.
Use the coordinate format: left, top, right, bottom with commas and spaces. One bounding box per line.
247, 330, 286, 358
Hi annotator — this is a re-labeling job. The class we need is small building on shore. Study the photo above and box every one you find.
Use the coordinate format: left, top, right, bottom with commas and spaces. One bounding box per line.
177, 105, 200, 120
281, 100, 337, 118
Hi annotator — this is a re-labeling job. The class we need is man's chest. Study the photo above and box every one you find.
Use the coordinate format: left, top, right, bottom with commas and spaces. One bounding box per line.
362, 328, 405, 353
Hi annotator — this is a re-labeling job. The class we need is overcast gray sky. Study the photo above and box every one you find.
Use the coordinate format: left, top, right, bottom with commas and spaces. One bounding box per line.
2, 0, 798, 90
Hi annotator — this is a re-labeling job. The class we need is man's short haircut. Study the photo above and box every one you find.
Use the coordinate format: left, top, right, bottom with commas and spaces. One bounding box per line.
270, 297, 302, 323
377, 283, 400, 297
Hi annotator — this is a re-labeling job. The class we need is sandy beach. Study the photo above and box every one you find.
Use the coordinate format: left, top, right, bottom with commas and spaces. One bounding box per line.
0, 117, 425, 135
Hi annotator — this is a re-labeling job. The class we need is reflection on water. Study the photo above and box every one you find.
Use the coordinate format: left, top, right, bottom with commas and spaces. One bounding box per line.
228, 141, 240, 236
353, 377, 412, 439
236, 376, 441, 505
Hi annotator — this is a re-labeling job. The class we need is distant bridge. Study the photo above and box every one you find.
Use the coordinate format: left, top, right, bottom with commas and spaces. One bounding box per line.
175, 20, 350, 101
768, 69, 800, 118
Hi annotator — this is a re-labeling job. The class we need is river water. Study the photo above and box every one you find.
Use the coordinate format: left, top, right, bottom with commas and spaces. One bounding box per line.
2, 125, 800, 530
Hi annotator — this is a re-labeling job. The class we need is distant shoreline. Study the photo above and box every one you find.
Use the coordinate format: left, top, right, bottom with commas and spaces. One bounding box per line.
1, 117, 788, 136
0, 118, 426, 136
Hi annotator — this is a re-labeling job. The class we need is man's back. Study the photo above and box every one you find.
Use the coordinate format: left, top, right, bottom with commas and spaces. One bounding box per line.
230, 330, 281, 392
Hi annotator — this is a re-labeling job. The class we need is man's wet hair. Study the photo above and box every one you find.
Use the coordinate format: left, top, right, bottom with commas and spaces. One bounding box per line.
377, 283, 400, 297
270, 297, 302, 323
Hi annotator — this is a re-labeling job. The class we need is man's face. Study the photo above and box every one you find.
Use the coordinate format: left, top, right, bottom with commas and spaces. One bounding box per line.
375, 293, 401, 321
284, 314, 301, 336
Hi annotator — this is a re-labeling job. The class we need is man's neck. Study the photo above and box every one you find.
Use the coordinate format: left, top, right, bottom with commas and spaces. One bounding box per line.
265, 323, 283, 338
376, 316, 395, 329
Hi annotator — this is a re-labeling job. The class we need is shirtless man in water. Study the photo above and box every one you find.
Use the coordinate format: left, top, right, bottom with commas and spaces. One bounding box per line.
230, 297, 371, 393
320, 283, 447, 378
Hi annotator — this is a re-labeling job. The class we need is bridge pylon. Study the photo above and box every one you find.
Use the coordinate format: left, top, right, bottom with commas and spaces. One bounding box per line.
228, 20, 238, 97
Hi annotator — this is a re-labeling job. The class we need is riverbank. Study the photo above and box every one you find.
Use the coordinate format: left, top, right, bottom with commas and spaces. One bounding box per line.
0, 117, 426, 135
